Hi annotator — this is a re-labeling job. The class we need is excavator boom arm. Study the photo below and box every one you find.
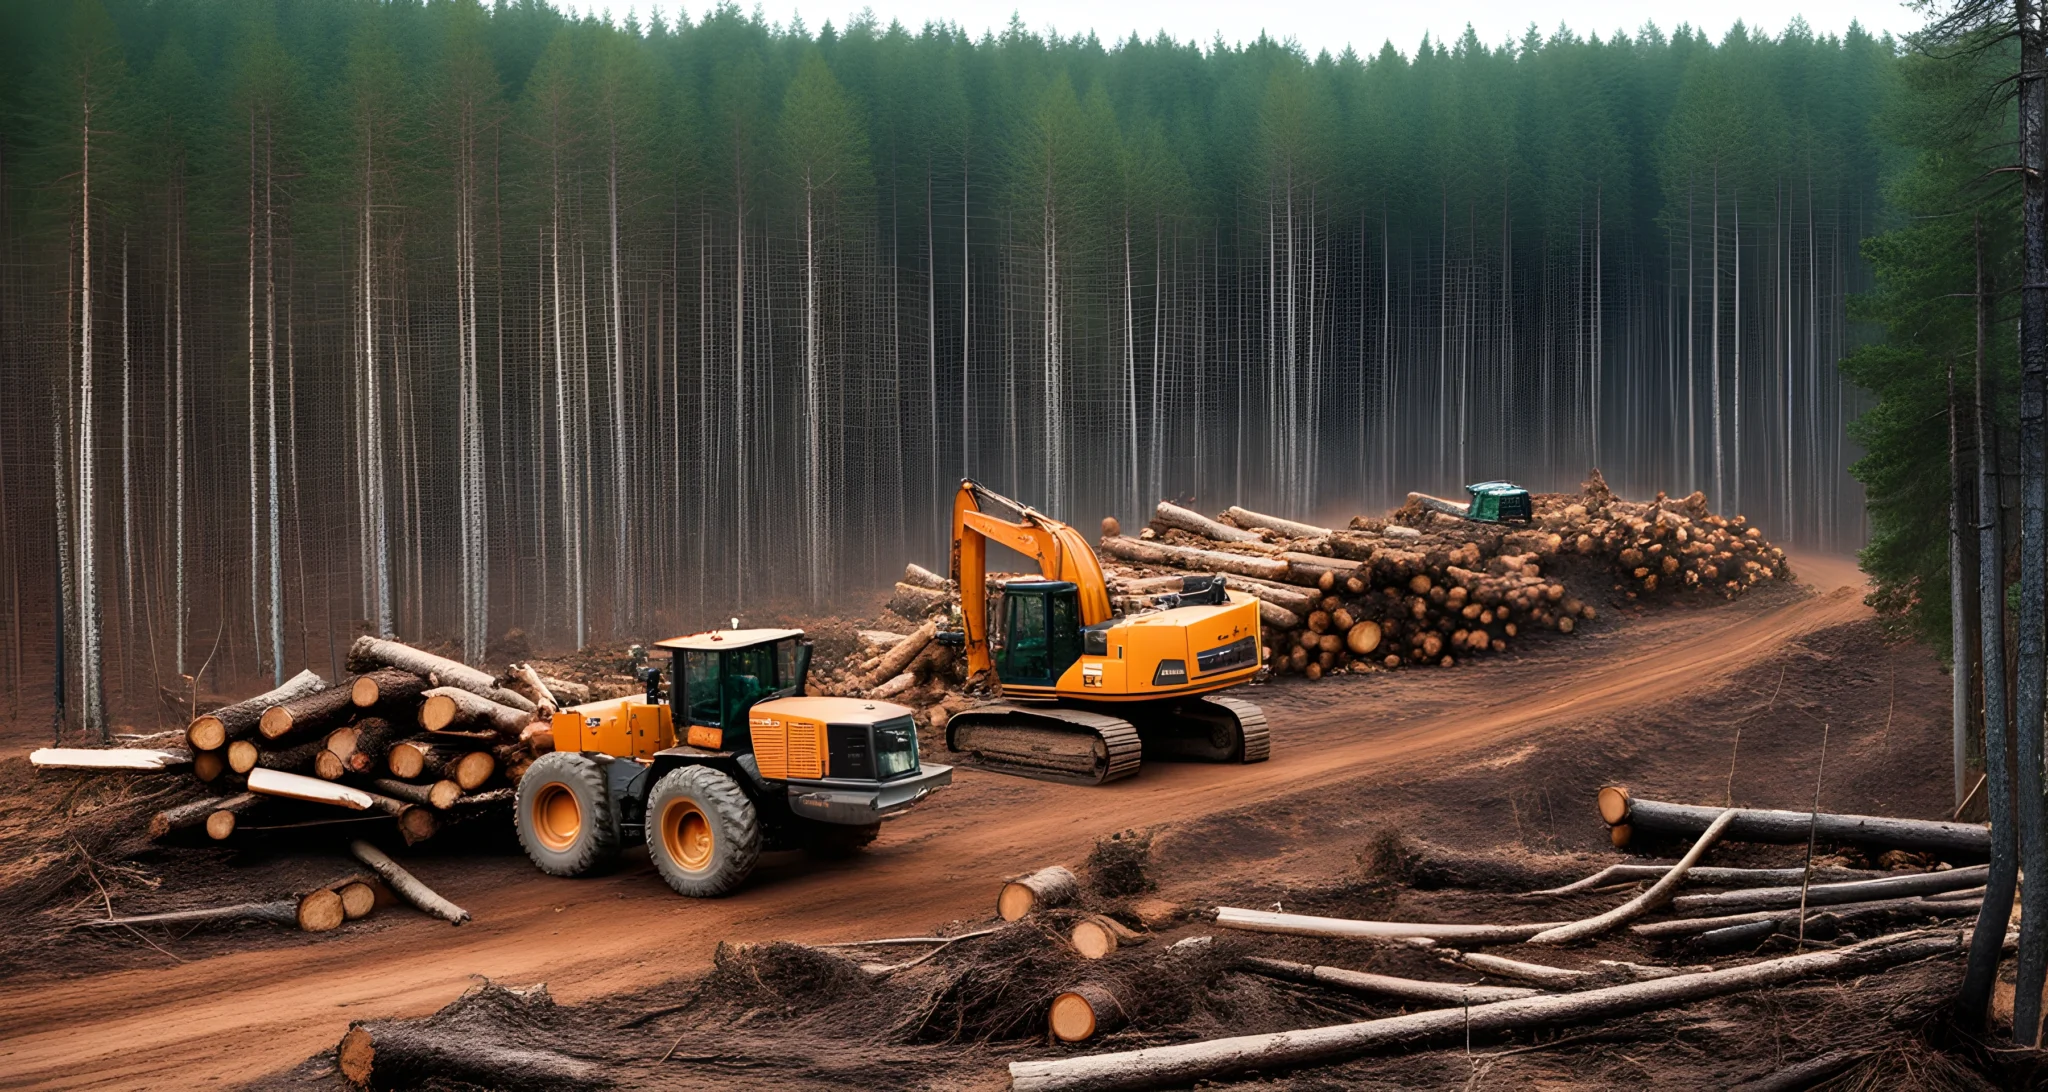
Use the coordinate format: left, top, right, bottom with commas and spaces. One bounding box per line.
950, 480, 1112, 676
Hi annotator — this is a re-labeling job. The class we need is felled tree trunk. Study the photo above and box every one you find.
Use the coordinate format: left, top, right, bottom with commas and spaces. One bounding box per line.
388, 741, 495, 790
998, 866, 1079, 920
186, 669, 326, 751
420, 687, 531, 736
1216, 907, 1565, 945
371, 778, 464, 810
1241, 957, 1539, 1005
228, 735, 330, 776
902, 562, 953, 591
1071, 914, 1146, 959
1226, 506, 1334, 540
82, 901, 301, 930
336, 1007, 600, 1090
1153, 501, 1263, 544
259, 685, 356, 742
351, 668, 429, 709
149, 792, 256, 840
346, 636, 535, 714
1599, 788, 1990, 860
1666, 864, 1990, 914
1098, 536, 1288, 581
349, 839, 470, 924
1049, 982, 1129, 1042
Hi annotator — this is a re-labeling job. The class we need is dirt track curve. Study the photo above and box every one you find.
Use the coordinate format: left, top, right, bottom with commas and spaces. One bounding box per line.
0, 555, 1871, 1090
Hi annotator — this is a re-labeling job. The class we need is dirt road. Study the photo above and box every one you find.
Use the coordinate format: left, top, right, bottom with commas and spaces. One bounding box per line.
0, 557, 1871, 1089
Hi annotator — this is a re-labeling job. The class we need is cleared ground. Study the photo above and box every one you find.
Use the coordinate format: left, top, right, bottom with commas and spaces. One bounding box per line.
0, 555, 1894, 1089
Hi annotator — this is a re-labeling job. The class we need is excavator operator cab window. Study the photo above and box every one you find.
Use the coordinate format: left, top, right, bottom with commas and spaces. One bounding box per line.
998, 581, 1083, 686
721, 645, 776, 727
683, 650, 722, 726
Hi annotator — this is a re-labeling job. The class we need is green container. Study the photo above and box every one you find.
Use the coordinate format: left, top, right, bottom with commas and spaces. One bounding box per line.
1464, 481, 1533, 523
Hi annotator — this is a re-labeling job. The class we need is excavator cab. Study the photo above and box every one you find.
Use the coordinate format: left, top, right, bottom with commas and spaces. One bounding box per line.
995, 581, 1085, 688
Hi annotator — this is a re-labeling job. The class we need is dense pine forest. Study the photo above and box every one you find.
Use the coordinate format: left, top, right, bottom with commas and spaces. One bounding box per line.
0, 0, 1892, 734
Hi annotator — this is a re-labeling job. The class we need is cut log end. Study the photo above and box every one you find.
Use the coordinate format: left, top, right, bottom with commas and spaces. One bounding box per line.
337, 1026, 376, 1086
228, 739, 260, 775
1071, 915, 1137, 959
339, 882, 377, 921
1050, 983, 1126, 1043
314, 750, 346, 781
298, 888, 346, 933
998, 865, 1079, 921
1598, 785, 1632, 826
188, 716, 227, 753
193, 750, 227, 783
206, 809, 239, 840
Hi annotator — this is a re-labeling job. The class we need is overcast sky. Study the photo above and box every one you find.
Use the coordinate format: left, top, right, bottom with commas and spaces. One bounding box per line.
562, 1, 1923, 52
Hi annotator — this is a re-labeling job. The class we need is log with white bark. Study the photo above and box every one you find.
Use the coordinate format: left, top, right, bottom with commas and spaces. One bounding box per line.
1666, 863, 1990, 914
387, 741, 495, 790
902, 562, 953, 591
80, 900, 302, 930
419, 687, 532, 736
258, 685, 355, 742
246, 768, 438, 843
1525, 809, 1736, 945
350, 667, 429, 709
1629, 893, 1990, 939
346, 636, 535, 714
998, 866, 1079, 920
149, 791, 255, 839
1522, 863, 1885, 898
370, 777, 464, 810
186, 669, 327, 751
1216, 907, 1566, 945
1597, 787, 1989, 859
868, 672, 917, 700
349, 839, 470, 924
1595, 960, 1716, 981
1226, 506, 1335, 540
1097, 536, 1290, 581
1153, 501, 1264, 544
31, 747, 191, 771
1445, 951, 1588, 986
1008, 930, 1969, 1092
1241, 957, 1541, 1005
1071, 914, 1147, 959
1050, 982, 1129, 1043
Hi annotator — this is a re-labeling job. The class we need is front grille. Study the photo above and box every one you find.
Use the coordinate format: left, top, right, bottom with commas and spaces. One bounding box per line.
1196, 636, 1258, 675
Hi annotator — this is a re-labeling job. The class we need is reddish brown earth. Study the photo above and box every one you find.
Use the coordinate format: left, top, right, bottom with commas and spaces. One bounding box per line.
0, 553, 1928, 1090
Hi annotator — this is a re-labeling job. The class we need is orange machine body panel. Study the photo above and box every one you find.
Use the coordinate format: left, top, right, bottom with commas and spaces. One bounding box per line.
554, 697, 675, 760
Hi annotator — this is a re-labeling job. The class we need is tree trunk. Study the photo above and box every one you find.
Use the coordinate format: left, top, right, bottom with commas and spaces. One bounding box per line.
186, 668, 326, 751
1599, 789, 1989, 860
1007, 931, 1968, 1092
370, 777, 463, 810
1071, 914, 1145, 959
149, 792, 256, 840
258, 685, 355, 742
229, 734, 329, 776
1241, 956, 1539, 1005
82, 901, 301, 931
351, 668, 428, 709
349, 838, 470, 924
420, 687, 531, 736
336, 1023, 598, 1091
388, 740, 495, 790
1152, 502, 1262, 544
1526, 809, 1736, 944
342, 717, 407, 776
1050, 981, 1128, 1043
2015, 0, 2048, 1046
1097, 536, 1288, 581
1667, 863, 1989, 914
346, 636, 535, 713
1226, 506, 1332, 540
998, 865, 1078, 920
1216, 907, 1564, 944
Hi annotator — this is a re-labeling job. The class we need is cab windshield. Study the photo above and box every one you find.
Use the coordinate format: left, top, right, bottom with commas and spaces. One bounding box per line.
873, 718, 920, 780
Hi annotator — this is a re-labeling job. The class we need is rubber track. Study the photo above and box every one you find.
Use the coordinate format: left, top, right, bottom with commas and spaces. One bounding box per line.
949, 704, 1144, 785
1205, 695, 1271, 763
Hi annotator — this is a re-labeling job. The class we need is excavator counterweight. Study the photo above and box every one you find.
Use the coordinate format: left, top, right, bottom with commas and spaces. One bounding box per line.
944, 481, 1270, 784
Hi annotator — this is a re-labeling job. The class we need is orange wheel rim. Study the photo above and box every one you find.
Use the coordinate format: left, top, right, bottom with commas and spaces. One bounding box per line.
663, 798, 715, 872
533, 783, 581, 852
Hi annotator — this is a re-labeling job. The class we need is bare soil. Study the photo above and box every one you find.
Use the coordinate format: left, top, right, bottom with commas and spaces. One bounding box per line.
0, 554, 1996, 1090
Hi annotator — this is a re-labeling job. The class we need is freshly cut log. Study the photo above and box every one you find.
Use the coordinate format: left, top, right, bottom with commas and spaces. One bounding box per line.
351, 667, 429, 709
388, 741, 496, 790
541, 676, 590, 705
192, 749, 227, 782
998, 866, 1079, 920
337, 1023, 601, 1091
862, 620, 937, 689
339, 882, 378, 920
1071, 914, 1146, 959
206, 797, 261, 840
187, 669, 326, 750
1227, 576, 1320, 615
888, 581, 949, 618
1523, 863, 1885, 898
1279, 550, 1361, 572
869, 672, 916, 699
258, 686, 355, 742
1049, 982, 1128, 1042
31, 747, 191, 771
228, 735, 328, 776
1241, 957, 1540, 1005
349, 839, 470, 924
1227, 506, 1334, 539
1597, 788, 1989, 859
342, 717, 406, 775
1667, 863, 1990, 914
902, 562, 953, 591
371, 777, 464, 811
81, 901, 301, 930
326, 725, 362, 764
1447, 951, 1587, 986
1007, 930, 1967, 1092
149, 792, 256, 840
1526, 809, 1736, 944
420, 687, 531, 736
1345, 623, 1381, 656
1154, 501, 1263, 544
1098, 536, 1289, 581
1252, 598, 1302, 632
297, 888, 346, 933
346, 636, 535, 714
1216, 907, 1565, 945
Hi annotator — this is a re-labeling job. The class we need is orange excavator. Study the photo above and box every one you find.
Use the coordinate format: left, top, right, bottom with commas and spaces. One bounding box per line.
943, 480, 1270, 784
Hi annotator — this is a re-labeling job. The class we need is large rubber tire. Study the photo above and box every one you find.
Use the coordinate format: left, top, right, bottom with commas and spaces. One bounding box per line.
646, 766, 762, 897
516, 751, 619, 877
803, 820, 881, 859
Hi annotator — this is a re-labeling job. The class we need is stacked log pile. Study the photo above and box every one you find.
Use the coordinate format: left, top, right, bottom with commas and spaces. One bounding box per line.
28, 634, 543, 934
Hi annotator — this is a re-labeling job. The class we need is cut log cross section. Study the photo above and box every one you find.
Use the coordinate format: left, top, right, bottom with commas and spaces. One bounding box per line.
998, 866, 1079, 921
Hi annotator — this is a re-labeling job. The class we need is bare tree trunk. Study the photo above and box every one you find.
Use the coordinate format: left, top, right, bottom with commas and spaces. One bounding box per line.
2013, 0, 2048, 1045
